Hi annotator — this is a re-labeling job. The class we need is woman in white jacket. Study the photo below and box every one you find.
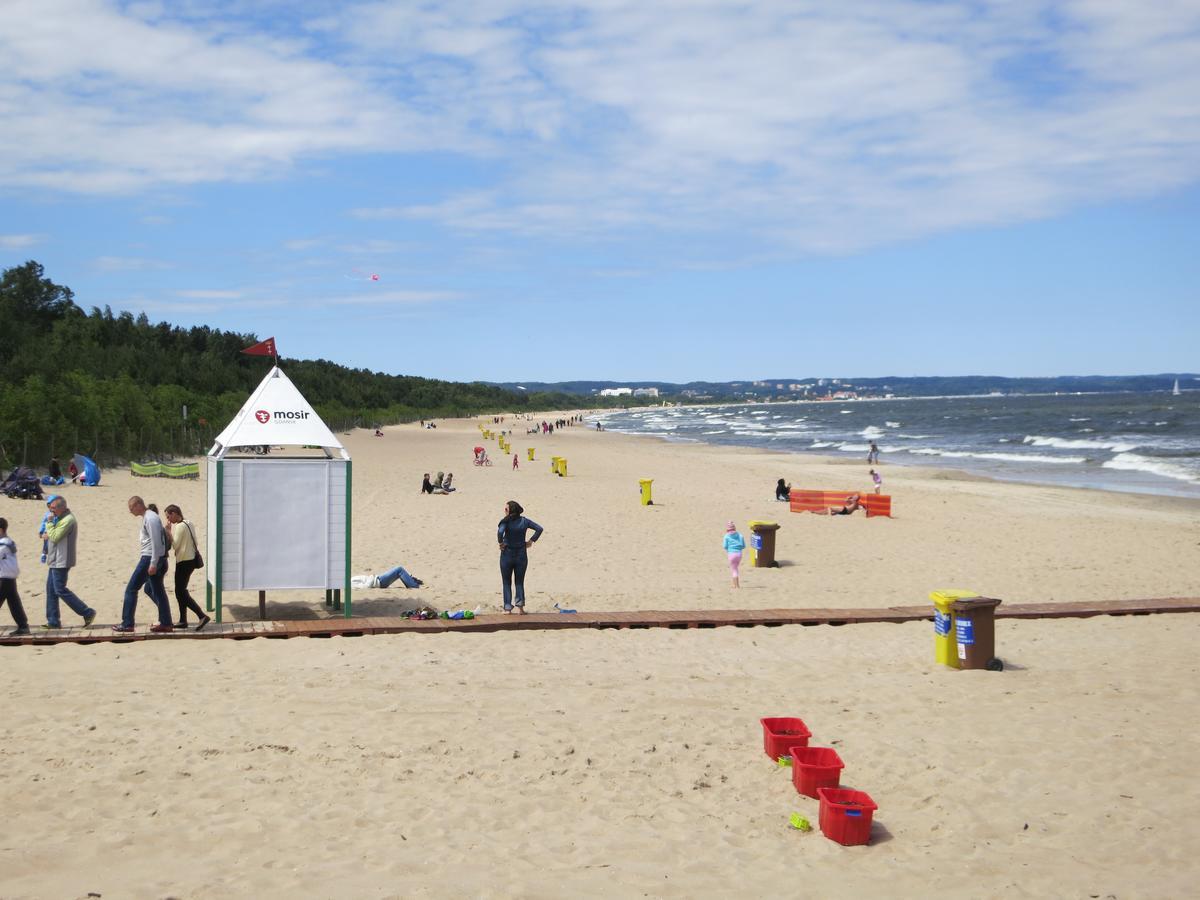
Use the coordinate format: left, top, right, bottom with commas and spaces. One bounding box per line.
0, 517, 31, 636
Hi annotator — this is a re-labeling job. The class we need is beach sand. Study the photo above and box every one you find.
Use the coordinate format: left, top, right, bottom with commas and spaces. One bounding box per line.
1, 414, 1198, 897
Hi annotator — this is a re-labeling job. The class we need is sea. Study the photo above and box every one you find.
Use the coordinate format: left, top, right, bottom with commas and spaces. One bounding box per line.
591, 392, 1200, 499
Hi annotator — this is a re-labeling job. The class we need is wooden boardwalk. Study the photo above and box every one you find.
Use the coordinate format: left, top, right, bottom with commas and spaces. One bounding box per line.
2, 597, 1197, 646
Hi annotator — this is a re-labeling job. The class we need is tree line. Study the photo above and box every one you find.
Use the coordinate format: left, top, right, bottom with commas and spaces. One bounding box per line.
0, 261, 598, 470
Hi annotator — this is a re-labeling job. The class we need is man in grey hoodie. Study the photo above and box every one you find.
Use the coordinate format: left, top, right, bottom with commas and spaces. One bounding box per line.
43, 496, 97, 629
113, 496, 173, 633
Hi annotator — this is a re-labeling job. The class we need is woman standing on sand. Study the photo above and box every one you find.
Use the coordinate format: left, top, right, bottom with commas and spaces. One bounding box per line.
723, 521, 745, 589
497, 500, 543, 614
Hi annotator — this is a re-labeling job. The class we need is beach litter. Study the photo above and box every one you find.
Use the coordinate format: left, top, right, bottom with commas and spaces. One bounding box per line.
788, 813, 812, 832
776, 755, 792, 768
554, 602, 577, 614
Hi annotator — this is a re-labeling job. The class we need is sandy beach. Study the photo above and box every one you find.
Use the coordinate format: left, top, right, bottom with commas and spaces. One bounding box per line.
2, 414, 1198, 897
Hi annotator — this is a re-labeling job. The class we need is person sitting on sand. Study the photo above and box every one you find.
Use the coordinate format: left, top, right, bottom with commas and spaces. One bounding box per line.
829, 493, 863, 516
421, 473, 434, 494
775, 478, 791, 502
441, 473, 456, 493
432, 471, 446, 493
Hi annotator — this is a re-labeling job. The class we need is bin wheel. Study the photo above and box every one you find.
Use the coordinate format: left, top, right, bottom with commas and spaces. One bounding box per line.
985, 658, 1004, 672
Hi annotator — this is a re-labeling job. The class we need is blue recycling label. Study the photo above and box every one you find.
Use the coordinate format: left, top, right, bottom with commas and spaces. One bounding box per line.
934, 610, 951, 636
956, 617, 975, 645
751, 534, 763, 550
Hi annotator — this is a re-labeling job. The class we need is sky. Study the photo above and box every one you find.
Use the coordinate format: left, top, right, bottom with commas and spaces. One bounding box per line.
2, 0, 1198, 383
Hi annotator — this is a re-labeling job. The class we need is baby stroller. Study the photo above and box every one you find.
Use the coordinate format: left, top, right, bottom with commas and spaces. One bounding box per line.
1, 466, 44, 500
473, 446, 492, 466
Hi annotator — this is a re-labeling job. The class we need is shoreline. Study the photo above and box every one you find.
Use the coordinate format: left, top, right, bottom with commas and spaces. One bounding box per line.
589, 408, 1200, 502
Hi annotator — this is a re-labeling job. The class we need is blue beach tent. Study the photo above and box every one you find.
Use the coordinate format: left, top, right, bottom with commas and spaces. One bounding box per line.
73, 453, 101, 486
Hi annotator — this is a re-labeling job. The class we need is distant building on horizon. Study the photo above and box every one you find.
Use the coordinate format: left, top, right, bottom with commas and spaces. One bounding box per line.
632, 387, 660, 398
599, 387, 633, 397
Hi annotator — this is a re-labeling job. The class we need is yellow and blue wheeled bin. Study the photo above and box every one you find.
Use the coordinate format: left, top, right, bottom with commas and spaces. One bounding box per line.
930, 589, 978, 669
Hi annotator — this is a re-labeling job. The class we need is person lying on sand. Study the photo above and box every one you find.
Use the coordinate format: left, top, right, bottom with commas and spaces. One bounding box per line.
829, 493, 863, 516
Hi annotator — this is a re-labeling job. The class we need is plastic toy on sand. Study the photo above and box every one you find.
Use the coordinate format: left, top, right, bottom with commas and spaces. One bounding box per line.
554, 602, 577, 614
788, 813, 812, 832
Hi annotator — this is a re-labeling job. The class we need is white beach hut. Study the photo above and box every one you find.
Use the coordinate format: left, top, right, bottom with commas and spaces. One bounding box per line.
205, 366, 352, 622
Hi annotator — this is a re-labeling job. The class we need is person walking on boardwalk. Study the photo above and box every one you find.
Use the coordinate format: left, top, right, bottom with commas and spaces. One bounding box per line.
723, 521, 745, 589
164, 504, 210, 631
43, 496, 97, 629
497, 500, 543, 614
114, 496, 173, 633
0, 517, 31, 636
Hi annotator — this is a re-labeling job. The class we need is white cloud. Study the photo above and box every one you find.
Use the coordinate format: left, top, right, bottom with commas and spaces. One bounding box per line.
320, 289, 464, 306
93, 255, 173, 271
176, 288, 243, 299
3, 0, 1199, 254
0, 233, 44, 249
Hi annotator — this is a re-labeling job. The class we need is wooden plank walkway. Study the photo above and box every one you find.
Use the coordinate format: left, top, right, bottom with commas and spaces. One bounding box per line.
1, 597, 1197, 647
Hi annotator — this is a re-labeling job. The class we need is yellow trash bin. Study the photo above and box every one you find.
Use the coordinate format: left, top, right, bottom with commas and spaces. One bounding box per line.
930, 589, 978, 669
557, 457, 567, 477
639, 478, 653, 505
550, 456, 561, 473
527, 448, 535, 461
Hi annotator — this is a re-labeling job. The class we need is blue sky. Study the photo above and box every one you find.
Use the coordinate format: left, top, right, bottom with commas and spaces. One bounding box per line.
2, 0, 1198, 382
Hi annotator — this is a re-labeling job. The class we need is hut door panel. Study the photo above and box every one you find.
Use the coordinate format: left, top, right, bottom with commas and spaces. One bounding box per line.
241, 462, 329, 588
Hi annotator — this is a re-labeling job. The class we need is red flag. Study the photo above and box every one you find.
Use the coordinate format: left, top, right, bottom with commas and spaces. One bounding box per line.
242, 337, 277, 357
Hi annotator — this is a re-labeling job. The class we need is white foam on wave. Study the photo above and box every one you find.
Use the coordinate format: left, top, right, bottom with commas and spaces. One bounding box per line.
1102, 453, 1200, 484
838, 443, 871, 452
907, 448, 1087, 464
885, 421, 901, 428
859, 426, 886, 438
750, 410, 770, 416
1069, 417, 1091, 422
840, 410, 853, 414
733, 430, 771, 437
1023, 435, 1136, 452
702, 429, 727, 435
810, 441, 837, 448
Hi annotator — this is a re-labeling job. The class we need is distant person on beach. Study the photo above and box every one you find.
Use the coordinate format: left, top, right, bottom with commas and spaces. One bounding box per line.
43, 496, 96, 629
775, 478, 791, 502
867, 441, 880, 465
497, 500, 543, 614
829, 493, 863, 516
442, 473, 456, 493
0, 517, 31, 636
421, 473, 434, 494
164, 504, 209, 630
870, 469, 882, 494
114, 496, 173, 633
723, 521, 745, 589
512, 453, 519, 470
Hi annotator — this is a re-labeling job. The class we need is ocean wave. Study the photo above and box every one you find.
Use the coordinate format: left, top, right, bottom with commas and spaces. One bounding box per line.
885, 421, 901, 428
733, 430, 771, 437
1102, 453, 1200, 484
701, 429, 727, 435
839, 410, 853, 414
907, 448, 1087, 464
1023, 435, 1136, 452
859, 426, 886, 438
1069, 417, 1091, 422
810, 441, 837, 448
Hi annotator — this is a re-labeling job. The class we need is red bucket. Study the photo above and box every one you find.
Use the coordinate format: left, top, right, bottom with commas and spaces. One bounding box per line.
760, 717, 811, 760
790, 746, 844, 798
817, 787, 878, 846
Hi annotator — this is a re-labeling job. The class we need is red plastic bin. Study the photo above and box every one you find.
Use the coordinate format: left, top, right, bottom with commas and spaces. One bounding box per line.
790, 746, 844, 798
760, 717, 811, 760
817, 787, 878, 846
